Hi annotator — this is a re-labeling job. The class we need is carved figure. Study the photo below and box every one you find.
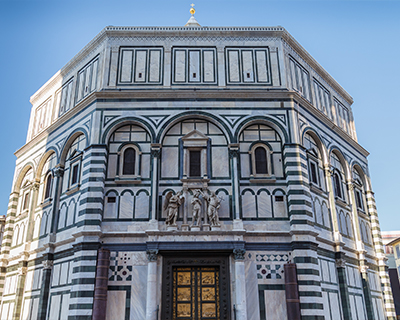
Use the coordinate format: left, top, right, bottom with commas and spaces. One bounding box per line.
163, 191, 185, 226
191, 189, 202, 226
202, 190, 221, 226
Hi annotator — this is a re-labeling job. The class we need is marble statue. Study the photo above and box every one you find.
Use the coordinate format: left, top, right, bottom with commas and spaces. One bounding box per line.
163, 191, 185, 226
201, 190, 221, 226
191, 189, 202, 226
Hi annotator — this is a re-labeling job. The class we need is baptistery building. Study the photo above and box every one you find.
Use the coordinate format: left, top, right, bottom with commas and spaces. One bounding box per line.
0, 11, 395, 320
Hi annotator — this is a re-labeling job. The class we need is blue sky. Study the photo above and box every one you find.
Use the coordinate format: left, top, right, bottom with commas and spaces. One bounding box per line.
0, 0, 399, 231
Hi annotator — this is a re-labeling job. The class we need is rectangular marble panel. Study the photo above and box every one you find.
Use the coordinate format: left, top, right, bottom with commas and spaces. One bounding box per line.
376, 297, 385, 320
120, 194, 134, 219
130, 266, 147, 319
182, 122, 195, 134
1, 301, 9, 319
321, 260, 329, 282
22, 298, 31, 320
52, 264, 60, 287
91, 59, 98, 92
174, 50, 186, 82
67, 261, 73, 284
141, 154, 151, 179
349, 295, 357, 320
211, 147, 229, 177
272, 154, 283, 177
77, 71, 85, 101
322, 291, 331, 320
355, 295, 367, 320
107, 155, 117, 179
189, 50, 200, 82
48, 295, 61, 320
242, 50, 254, 82
106, 291, 126, 320
114, 132, 130, 141
105, 200, 118, 219
273, 200, 287, 218
240, 154, 250, 177
163, 136, 179, 145
25, 270, 33, 291
260, 130, 276, 140
328, 261, 337, 283
196, 122, 208, 134
228, 50, 240, 82
203, 50, 215, 82
120, 50, 133, 83
256, 50, 269, 82
130, 132, 147, 142
243, 130, 259, 141
84, 64, 92, 97
242, 193, 256, 218
135, 193, 149, 219
257, 191, 272, 218
32, 268, 40, 290
329, 291, 342, 319
135, 50, 147, 82
210, 135, 226, 145
32, 298, 39, 320
161, 147, 179, 178
347, 266, 355, 287
264, 290, 287, 320
245, 260, 260, 320
59, 262, 68, 285
60, 294, 70, 320
149, 50, 161, 82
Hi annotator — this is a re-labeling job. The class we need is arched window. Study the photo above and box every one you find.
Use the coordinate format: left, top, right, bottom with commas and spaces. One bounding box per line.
330, 152, 346, 202
123, 147, 136, 175
352, 168, 366, 211
44, 174, 53, 200
250, 143, 272, 178
255, 147, 268, 174
64, 134, 86, 190
303, 133, 324, 188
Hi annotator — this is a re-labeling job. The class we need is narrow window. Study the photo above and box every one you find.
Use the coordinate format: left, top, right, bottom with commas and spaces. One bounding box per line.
193, 73, 196, 78
22, 193, 30, 211
71, 164, 79, 185
108, 197, 116, 203
275, 195, 284, 202
189, 150, 201, 177
333, 173, 342, 199
255, 147, 268, 174
44, 174, 53, 199
138, 73, 142, 78
309, 162, 318, 184
247, 72, 250, 78
355, 190, 363, 210
123, 148, 136, 175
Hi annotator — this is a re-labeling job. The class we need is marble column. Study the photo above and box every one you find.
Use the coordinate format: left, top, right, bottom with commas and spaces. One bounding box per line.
360, 265, 375, 320
93, 248, 111, 320
145, 249, 158, 320
233, 249, 247, 320
324, 166, 341, 239
50, 165, 64, 234
284, 263, 301, 320
37, 257, 53, 320
336, 256, 353, 320
25, 181, 39, 242
229, 145, 243, 230
12, 265, 27, 320
149, 145, 161, 229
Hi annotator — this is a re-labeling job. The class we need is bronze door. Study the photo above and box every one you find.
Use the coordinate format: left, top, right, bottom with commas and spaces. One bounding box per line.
173, 266, 220, 320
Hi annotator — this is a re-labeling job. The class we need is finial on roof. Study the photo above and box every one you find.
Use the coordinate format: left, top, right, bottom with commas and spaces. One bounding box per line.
185, 3, 201, 27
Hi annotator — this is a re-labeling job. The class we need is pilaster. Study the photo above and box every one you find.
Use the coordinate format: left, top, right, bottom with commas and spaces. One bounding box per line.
233, 249, 247, 320
37, 256, 54, 320
145, 249, 159, 320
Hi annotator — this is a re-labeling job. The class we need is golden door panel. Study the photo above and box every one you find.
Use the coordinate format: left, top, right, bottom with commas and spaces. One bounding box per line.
173, 266, 219, 320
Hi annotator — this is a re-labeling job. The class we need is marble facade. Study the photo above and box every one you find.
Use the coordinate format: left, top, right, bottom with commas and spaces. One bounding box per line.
0, 22, 395, 320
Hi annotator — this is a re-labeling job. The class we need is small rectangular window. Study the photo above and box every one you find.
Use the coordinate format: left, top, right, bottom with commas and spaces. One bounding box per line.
246, 73, 250, 78
355, 190, 363, 210
309, 162, 318, 185
23, 192, 30, 211
189, 150, 201, 177
138, 73, 142, 78
193, 73, 196, 78
71, 164, 79, 185
275, 195, 284, 202
108, 197, 116, 203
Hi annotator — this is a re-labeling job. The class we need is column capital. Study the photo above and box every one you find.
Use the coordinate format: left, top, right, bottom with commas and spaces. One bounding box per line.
42, 260, 54, 270
359, 265, 369, 273
150, 144, 162, 159
335, 258, 346, 268
233, 248, 246, 260
53, 165, 65, 178
146, 249, 159, 262
18, 266, 27, 276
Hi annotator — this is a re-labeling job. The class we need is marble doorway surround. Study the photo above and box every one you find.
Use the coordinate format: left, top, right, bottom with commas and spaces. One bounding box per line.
161, 253, 231, 320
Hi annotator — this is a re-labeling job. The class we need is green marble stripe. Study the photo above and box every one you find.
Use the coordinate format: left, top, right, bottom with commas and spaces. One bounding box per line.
289, 210, 313, 217
82, 168, 105, 175
82, 177, 106, 184
71, 278, 96, 285
68, 303, 93, 310
79, 187, 104, 193
79, 197, 104, 205
294, 257, 319, 265
70, 291, 94, 298
78, 208, 103, 216
284, 161, 308, 169
75, 220, 101, 227
299, 291, 322, 297
287, 189, 311, 197
297, 280, 321, 286
72, 266, 96, 273
83, 160, 107, 167
73, 256, 98, 262
297, 269, 320, 276
300, 303, 323, 309
288, 199, 312, 207
258, 284, 285, 290
301, 316, 325, 320
67, 316, 92, 320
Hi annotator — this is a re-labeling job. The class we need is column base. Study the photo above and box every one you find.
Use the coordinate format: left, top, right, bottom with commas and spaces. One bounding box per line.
190, 226, 201, 231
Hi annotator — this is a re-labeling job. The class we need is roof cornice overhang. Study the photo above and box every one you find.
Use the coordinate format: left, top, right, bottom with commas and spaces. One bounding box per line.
30, 25, 353, 106
16, 89, 367, 159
